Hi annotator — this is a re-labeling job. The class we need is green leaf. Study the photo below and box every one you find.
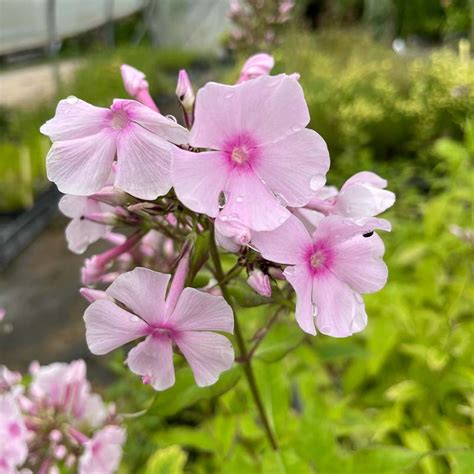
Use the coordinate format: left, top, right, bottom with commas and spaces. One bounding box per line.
153, 427, 216, 452
349, 446, 420, 474
255, 321, 305, 362
187, 231, 209, 285
144, 445, 187, 474
261, 449, 313, 474
149, 365, 241, 417
450, 450, 474, 474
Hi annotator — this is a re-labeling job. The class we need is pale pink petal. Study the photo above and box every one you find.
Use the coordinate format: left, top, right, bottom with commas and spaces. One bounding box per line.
313, 216, 391, 247
190, 74, 309, 149
84, 300, 148, 355
58, 195, 90, 218
106, 268, 170, 326
251, 213, 312, 265
220, 167, 290, 231
284, 265, 316, 335
169, 288, 234, 333
237, 53, 275, 83
343, 171, 387, 188
331, 233, 388, 293
126, 334, 175, 391
174, 331, 234, 387
79, 425, 126, 474
114, 99, 188, 144
312, 273, 364, 337
291, 207, 324, 234
64, 218, 109, 254
215, 216, 251, 252
120, 64, 148, 96
46, 130, 116, 195
172, 149, 230, 217
335, 181, 395, 218
115, 124, 173, 199
253, 129, 330, 206
40, 98, 110, 141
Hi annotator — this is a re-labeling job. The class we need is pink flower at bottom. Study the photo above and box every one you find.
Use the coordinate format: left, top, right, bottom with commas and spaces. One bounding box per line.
78, 425, 125, 474
0, 393, 28, 473
252, 214, 391, 336
84, 267, 234, 390
41, 98, 188, 199
172, 74, 329, 232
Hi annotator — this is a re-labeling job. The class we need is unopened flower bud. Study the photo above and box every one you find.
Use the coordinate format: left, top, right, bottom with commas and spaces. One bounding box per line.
82, 211, 117, 226
120, 64, 159, 112
79, 288, 108, 303
247, 269, 272, 297
90, 186, 128, 206
176, 69, 195, 128
237, 53, 275, 83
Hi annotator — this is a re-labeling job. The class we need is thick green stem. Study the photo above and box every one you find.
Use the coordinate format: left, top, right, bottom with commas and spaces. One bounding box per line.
208, 225, 279, 451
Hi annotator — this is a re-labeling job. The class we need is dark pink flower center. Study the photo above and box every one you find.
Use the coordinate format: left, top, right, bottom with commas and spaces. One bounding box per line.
231, 147, 248, 164
306, 241, 333, 275
224, 132, 259, 168
310, 250, 325, 269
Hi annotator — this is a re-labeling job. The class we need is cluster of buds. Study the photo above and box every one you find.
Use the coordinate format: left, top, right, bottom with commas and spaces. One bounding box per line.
227, 0, 295, 52
0, 361, 125, 473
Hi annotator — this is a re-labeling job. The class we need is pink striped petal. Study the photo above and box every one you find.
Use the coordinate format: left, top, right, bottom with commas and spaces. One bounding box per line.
46, 130, 116, 195
284, 265, 317, 335
84, 300, 148, 355
126, 334, 175, 391
40, 98, 110, 141
254, 128, 330, 206
170, 288, 233, 333
251, 213, 312, 265
172, 149, 230, 217
174, 331, 234, 387
106, 268, 170, 326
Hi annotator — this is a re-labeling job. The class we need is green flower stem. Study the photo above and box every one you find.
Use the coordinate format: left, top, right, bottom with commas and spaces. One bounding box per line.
209, 224, 279, 451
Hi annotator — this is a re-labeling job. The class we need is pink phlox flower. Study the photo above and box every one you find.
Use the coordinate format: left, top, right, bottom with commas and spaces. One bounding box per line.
172, 74, 329, 232
0, 393, 28, 473
237, 53, 275, 83
84, 267, 235, 390
252, 214, 391, 336
307, 172, 395, 219
78, 425, 126, 474
120, 64, 159, 112
41, 97, 188, 199
0, 366, 22, 392
247, 269, 272, 297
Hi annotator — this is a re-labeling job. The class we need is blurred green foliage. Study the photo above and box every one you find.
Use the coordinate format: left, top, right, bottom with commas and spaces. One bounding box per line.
104, 31, 473, 473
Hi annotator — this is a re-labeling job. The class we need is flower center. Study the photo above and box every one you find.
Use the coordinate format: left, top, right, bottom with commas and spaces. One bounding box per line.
310, 250, 325, 269
111, 109, 129, 130
231, 147, 248, 164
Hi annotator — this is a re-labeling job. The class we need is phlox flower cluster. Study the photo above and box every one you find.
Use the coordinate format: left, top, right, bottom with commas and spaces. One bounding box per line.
0, 361, 125, 474
40, 51, 395, 398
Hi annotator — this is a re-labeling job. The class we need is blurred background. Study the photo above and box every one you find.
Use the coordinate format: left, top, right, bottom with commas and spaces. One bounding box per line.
0, 1, 472, 472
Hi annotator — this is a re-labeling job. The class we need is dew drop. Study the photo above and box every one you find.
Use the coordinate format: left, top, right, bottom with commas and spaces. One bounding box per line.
312, 303, 318, 317
274, 192, 288, 207
66, 95, 78, 104
129, 315, 140, 323
236, 196, 244, 203
292, 125, 302, 133
218, 191, 227, 209
220, 215, 229, 222
166, 114, 177, 122
310, 175, 324, 191
228, 213, 239, 221
225, 92, 234, 99
279, 216, 287, 224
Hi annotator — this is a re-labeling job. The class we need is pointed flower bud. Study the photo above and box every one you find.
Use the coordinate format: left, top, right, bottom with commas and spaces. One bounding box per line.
176, 69, 195, 128
247, 269, 272, 298
237, 53, 275, 83
120, 64, 160, 112
79, 288, 108, 303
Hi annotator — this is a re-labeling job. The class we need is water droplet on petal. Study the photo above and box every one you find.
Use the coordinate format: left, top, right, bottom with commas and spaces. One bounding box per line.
225, 92, 234, 99
218, 191, 227, 209
129, 315, 140, 323
274, 192, 288, 207
279, 216, 287, 224
166, 114, 177, 122
312, 303, 318, 317
310, 174, 325, 191
66, 95, 78, 104
292, 125, 302, 133
228, 213, 239, 221
221, 215, 229, 222
236, 196, 244, 203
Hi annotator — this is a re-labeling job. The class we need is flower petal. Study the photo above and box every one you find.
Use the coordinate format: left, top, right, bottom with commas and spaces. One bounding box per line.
170, 288, 233, 333
251, 213, 312, 265
126, 334, 175, 391
106, 268, 170, 326
172, 149, 230, 217
254, 129, 330, 206
312, 273, 366, 338
220, 167, 290, 232
332, 233, 388, 293
84, 300, 148, 355
284, 265, 317, 335
46, 130, 116, 195
174, 331, 234, 387
64, 218, 109, 254
40, 98, 110, 141
115, 124, 173, 199
190, 74, 310, 149
113, 99, 188, 144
